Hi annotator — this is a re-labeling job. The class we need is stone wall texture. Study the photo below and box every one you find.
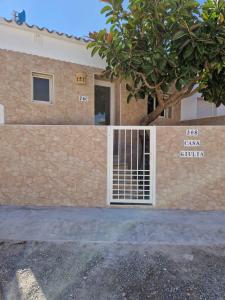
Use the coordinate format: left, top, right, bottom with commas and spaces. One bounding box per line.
0, 49, 148, 126
156, 126, 225, 210
0, 125, 225, 210
0, 49, 102, 125
0, 125, 107, 207
2, 49, 224, 127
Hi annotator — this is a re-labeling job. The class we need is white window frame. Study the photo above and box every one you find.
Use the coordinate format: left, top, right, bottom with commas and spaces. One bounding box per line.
32, 72, 54, 104
0, 104, 4, 124
94, 80, 115, 125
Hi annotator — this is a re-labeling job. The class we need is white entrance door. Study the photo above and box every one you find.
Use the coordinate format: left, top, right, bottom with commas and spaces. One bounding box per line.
108, 126, 156, 205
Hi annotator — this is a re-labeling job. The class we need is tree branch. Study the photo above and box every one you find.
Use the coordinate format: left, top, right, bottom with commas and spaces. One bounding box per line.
134, 71, 166, 107
166, 75, 200, 107
140, 102, 165, 125
165, 83, 199, 111
134, 71, 164, 90
183, 85, 199, 98
155, 85, 165, 107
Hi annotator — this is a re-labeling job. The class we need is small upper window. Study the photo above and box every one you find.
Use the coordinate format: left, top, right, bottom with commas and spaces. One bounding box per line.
32, 73, 53, 103
147, 95, 172, 118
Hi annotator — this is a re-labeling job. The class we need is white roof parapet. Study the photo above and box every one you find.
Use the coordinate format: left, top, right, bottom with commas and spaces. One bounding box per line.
0, 17, 89, 44
0, 17, 106, 69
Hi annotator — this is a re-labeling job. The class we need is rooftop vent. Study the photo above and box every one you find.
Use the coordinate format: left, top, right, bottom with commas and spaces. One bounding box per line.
12, 10, 26, 25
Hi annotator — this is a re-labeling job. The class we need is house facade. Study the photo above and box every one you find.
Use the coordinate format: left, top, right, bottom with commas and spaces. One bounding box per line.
0, 16, 225, 210
0, 17, 225, 127
0, 17, 146, 127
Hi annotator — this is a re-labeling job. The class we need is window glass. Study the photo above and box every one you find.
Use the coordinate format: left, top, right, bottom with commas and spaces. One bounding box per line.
147, 95, 167, 117
95, 85, 111, 125
147, 95, 154, 114
33, 76, 50, 102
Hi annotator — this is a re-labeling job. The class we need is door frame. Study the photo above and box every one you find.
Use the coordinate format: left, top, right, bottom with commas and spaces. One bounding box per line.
94, 80, 115, 125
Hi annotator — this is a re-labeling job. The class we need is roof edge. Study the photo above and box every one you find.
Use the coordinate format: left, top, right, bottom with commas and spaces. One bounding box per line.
0, 17, 90, 44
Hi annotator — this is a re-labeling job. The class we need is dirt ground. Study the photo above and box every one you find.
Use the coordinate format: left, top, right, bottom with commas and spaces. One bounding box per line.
1, 206, 225, 300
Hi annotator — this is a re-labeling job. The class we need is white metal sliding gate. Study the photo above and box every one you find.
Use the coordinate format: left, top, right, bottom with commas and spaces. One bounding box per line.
108, 126, 156, 205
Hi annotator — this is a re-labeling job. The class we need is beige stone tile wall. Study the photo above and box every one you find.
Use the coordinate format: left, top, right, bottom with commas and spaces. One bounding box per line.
0, 49, 103, 125
0, 124, 224, 210
1, 49, 224, 127
0, 49, 149, 126
0, 125, 107, 207
156, 126, 225, 210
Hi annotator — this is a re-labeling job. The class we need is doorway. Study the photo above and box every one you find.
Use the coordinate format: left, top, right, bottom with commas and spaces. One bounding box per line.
94, 80, 115, 125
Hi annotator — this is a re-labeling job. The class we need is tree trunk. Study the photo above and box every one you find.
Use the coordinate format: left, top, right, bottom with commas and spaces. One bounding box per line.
140, 104, 165, 126
139, 81, 198, 126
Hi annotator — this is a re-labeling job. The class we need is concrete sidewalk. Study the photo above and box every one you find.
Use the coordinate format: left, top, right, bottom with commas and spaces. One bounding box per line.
0, 206, 225, 245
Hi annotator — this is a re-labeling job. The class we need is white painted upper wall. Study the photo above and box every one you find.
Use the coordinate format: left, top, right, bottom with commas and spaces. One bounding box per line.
217, 104, 225, 116
0, 18, 106, 69
181, 93, 225, 120
181, 94, 198, 120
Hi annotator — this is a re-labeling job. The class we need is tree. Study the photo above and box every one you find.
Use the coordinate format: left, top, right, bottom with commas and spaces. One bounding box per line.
88, 0, 225, 125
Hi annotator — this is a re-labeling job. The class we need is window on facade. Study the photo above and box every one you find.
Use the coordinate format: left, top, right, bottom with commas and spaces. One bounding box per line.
32, 73, 53, 103
147, 95, 171, 118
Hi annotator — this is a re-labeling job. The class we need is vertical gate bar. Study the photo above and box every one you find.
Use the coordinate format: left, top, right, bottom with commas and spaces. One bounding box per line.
124, 129, 127, 200
148, 129, 151, 201
137, 129, 139, 199
143, 129, 145, 199
131, 130, 133, 199
112, 128, 114, 200
150, 128, 152, 203
108, 127, 114, 205
150, 126, 156, 205
118, 129, 120, 199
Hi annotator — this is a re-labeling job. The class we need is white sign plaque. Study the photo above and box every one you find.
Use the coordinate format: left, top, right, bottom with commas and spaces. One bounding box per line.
184, 140, 201, 147
79, 95, 88, 102
180, 151, 204, 158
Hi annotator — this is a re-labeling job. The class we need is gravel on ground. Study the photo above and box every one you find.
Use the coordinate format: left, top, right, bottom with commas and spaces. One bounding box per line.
0, 206, 225, 300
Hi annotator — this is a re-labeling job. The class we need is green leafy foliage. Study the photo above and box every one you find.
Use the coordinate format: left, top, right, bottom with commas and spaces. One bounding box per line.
88, 0, 225, 122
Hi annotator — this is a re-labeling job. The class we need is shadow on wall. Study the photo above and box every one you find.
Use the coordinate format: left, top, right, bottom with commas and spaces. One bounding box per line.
0, 105, 4, 124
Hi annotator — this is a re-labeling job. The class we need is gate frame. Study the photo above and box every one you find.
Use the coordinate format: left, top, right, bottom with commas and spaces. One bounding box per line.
107, 126, 156, 206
